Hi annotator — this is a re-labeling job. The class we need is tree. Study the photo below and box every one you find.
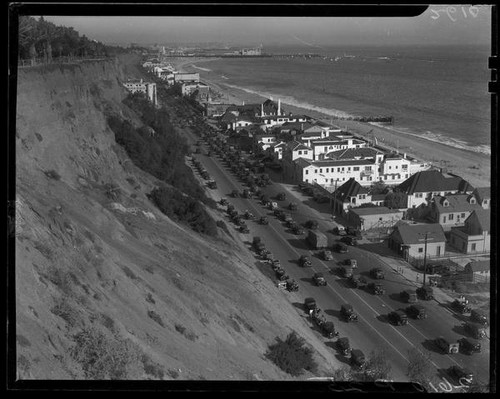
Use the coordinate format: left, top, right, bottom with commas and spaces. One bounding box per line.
357, 348, 392, 381
406, 348, 437, 389
384, 191, 407, 209
370, 181, 388, 195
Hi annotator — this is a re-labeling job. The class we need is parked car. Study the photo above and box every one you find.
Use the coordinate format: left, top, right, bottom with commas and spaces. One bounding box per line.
388, 310, 408, 326
459, 337, 481, 355
350, 349, 366, 370
406, 304, 427, 319
470, 309, 489, 326
346, 226, 362, 238
340, 236, 358, 246
342, 258, 358, 268
304, 297, 317, 313
305, 220, 319, 230
340, 303, 358, 322
367, 282, 386, 295
370, 267, 385, 279
434, 336, 460, 354
416, 286, 434, 300
463, 322, 486, 340
348, 275, 367, 289
321, 250, 334, 261
333, 226, 346, 236
400, 289, 418, 303
336, 337, 351, 356
447, 365, 474, 386
312, 272, 327, 286
334, 243, 348, 253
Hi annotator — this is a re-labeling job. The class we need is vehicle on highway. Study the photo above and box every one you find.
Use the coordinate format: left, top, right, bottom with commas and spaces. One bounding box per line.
350, 349, 366, 370
321, 249, 334, 261
334, 242, 348, 253
312, 272, 327, 286
243, 210, 255, 220
239, 225, 249, 234
231, 189, 239, 198
207, 180, 217, 189
284, 214, 294, 227
340, 303, 358, 322
259, 216, 269, 225
252, 236, 265, 253
292, 224, 305, 235
451, 296, 472, 314
304, 297, 318, 314
201, 170, 210, 180
346, 226, 362, 238
299, 255, 312, 268
463, 321, 486, 339
276, 192, 286, 201
370, 267, 385, 279
307, 230, 328, 249
388, 310, 408, 326
459, 337, 481, 355
288, 202, 297, 211
400, 289, 418, 303
367, 282, 386, 295
447, 365, 474, 386
338, 265, 353, 278
286, 279, 299, 292
333, 226, 347, 236
242, 189, 251, 198
470, 309, 489, 326
305, 220, 319, 230
405, 304, 427, 319
434, 336, 460, 354
219, 198, 228, 206
341, 258, 357, 269
268, 201, 278, 210
336, 337, 351, 356
261, 195, 269, 205
348, 274, 368, 289
416, 285, 434, 300
340, 236, 358, 246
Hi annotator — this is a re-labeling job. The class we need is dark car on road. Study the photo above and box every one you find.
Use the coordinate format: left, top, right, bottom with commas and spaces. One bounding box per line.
388, 310, 408, 326
334, 243, 348, 253
340, 236, 358, 246
447, 365, 474, 386
459, 337, 481, 355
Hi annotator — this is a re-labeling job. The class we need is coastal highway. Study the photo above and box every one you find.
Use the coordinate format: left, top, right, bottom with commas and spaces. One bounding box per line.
188, 138, 489, 386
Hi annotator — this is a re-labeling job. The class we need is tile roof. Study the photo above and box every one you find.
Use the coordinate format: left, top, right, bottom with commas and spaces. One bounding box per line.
392, 222, 446, 245
350, 206, 402, 216
327, 147, 380, 160
311, 159, 375, 167
397, 170, 473, 194
433, 194, 483, 214
295, 157, 313, 168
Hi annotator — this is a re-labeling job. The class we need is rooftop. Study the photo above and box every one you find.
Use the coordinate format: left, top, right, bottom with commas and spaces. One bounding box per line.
327, 147, 381, 160
350, 206, 402, 216
468, 208, 490, 231
397, 170, 473, 195
464, 260, 490, 273
392, 222, 446, 245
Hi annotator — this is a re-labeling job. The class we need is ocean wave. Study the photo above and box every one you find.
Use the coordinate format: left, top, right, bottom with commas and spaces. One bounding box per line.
222, 83, 354, 119
190, 65, 212, 72
369, 123, 491, 156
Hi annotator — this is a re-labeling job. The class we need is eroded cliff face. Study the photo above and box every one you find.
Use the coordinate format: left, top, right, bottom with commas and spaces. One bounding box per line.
14, 55, 339, 380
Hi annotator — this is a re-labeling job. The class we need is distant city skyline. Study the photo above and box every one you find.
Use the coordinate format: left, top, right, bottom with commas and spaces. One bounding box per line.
42, 6, 491, 48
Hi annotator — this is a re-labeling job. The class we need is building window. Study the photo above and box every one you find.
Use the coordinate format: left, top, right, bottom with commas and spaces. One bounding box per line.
305, 170, 309, 175
354, 167, 360, 171
320, 168, 323, 173
449, 214, 454, 220
471, 243, 476, 251
298, 151, 302, 155
314, 169, 318, 173
461, 213, 465, 218
418, 247, 423, 253
389, 166, 392, 169
405, 174, 408, 178
304, 151, 308, 155
326, 168, 329, 173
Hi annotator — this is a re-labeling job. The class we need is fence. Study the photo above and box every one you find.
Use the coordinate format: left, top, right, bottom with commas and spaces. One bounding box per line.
17, 56, 115, 68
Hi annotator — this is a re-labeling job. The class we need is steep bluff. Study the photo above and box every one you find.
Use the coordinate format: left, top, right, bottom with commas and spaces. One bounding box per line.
15, 56, 339, 380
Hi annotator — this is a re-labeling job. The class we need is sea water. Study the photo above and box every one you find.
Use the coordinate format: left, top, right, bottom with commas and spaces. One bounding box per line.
186, 44, 491, 156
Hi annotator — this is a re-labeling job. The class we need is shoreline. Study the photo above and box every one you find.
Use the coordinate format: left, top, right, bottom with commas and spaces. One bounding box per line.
171, 58, 491, 189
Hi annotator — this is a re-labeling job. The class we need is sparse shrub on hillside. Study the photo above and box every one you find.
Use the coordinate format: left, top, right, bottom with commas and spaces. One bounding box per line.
147, 310, 165, 327
44, 169, 61, 180
174, 323, 198, 341
167, 369, 180, 379
141, 354, 164, 379
50, 296, 79, 328
145, 293, 155, 304
104, 183, 121, 201
265, 331, 318, 376
71, 327, 136, 379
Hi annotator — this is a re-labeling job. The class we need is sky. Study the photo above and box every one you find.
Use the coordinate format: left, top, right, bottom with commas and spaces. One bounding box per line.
42, 5, 491, 47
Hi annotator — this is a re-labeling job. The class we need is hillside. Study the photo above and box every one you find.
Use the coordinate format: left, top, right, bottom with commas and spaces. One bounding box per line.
14, 54, 341, 380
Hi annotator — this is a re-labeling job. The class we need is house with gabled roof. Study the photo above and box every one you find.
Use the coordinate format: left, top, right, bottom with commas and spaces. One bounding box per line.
463, 260, 490, 283
331, 177, 371, 215
449, 208, 490, 254
472, 187, 491, 209
388, 221, 447, 260
348, 206, 404, 231
396, 169, 474, 210
254, 132, 277, 151
427, 193, 483, 231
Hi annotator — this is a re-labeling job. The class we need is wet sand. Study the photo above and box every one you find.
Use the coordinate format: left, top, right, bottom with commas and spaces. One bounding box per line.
171, 57, 491, 189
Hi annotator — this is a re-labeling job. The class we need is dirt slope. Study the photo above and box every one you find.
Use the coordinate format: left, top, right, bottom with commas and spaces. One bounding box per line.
14, 55, 341, 380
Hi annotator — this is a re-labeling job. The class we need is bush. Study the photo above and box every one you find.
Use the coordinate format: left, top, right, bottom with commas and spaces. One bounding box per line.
148, 186, 217, 236
44, 169, 61, 180
71, 327, 135, 379
265, 331, 318, 376
148, 310, 165, 327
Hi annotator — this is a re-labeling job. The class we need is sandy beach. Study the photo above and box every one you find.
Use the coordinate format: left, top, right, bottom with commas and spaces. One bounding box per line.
172, 58, 491, 189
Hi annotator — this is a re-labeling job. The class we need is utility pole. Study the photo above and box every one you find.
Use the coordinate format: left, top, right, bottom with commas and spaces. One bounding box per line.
419, 231, 433, 286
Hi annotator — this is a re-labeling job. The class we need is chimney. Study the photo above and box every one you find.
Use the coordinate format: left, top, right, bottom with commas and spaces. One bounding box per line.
278, 99, 281, 115
261, 103, 264, 117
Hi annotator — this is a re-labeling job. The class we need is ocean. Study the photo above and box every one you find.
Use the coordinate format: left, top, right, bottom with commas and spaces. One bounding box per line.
184, 44, 491, 156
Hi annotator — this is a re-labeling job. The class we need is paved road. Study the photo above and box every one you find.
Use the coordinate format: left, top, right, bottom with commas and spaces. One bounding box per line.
188, 137, 489, 388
